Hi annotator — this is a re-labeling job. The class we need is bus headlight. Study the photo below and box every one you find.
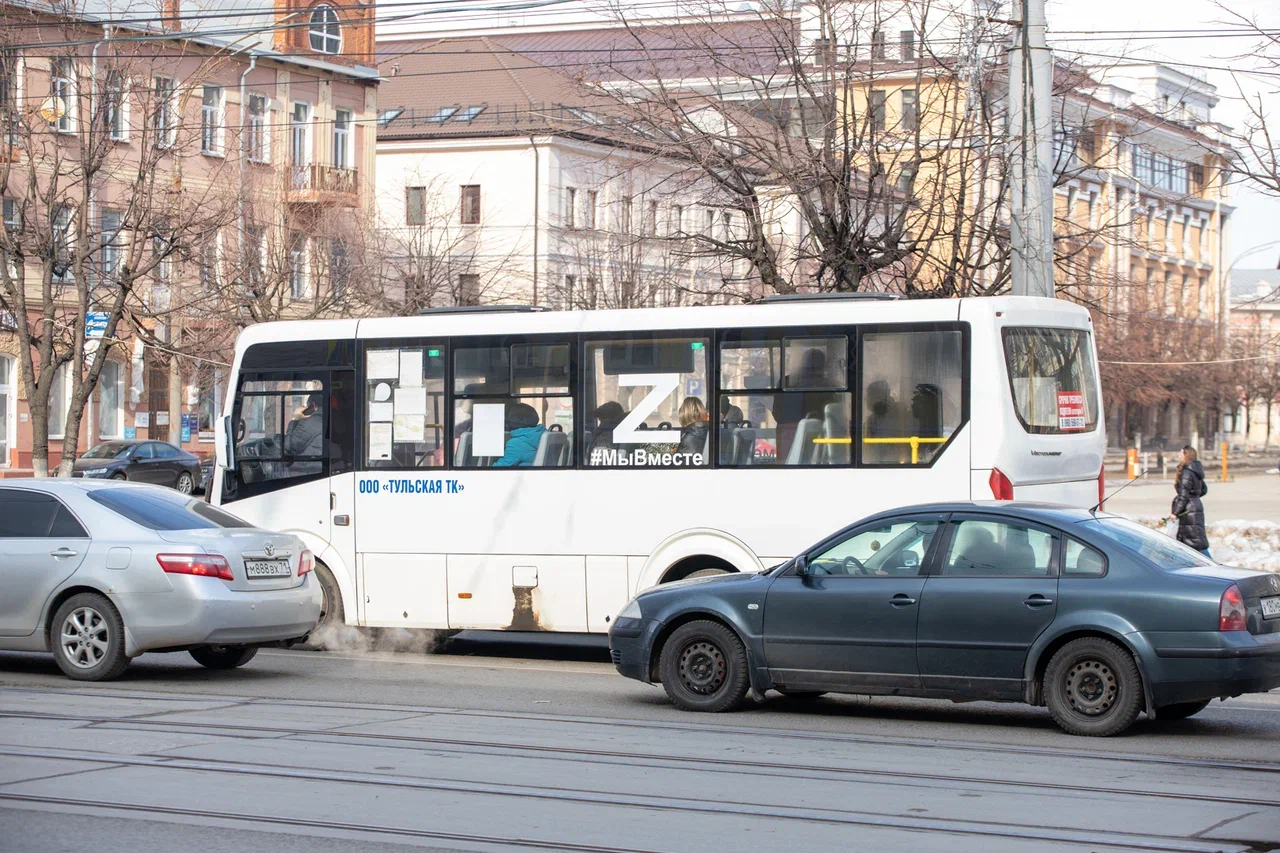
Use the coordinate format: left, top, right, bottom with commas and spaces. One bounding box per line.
618, 598, 642, 620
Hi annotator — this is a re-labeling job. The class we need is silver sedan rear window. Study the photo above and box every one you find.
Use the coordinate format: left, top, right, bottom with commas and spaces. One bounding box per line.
88, 488, 254, 531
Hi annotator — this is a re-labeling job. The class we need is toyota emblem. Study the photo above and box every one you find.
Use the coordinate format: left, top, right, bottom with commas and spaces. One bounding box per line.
264, 543, 275, 557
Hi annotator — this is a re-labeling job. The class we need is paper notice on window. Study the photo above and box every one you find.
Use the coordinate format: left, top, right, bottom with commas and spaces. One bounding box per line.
1057, 391, 1086, 431
393, 414, 425, 443
394, 386, 427, 417
368, 402, 393, 422
368, 422, 393, 461
367, 350, 399, 380
373, 382, 392, 402
472, 403, 507, 457
399, 350, 423, 387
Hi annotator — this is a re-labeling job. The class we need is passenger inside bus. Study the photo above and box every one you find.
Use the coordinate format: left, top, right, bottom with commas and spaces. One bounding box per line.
588, 401, 626, 462
677, 397, 710, 463
284, 392, 325, 476
864, 379, 907, 464
492, 403, 545, 468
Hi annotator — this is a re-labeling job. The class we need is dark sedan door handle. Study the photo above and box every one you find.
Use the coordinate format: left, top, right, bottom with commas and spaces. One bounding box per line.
890, 594, 917, 607
1024, 595, 1055, 608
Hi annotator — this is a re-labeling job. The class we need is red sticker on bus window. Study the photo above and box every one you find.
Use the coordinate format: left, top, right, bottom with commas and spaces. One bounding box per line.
1057, 391, 1086, 431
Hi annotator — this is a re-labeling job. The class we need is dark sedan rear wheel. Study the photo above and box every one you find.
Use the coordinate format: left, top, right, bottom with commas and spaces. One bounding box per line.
175, 472, 194, 494
190, 645, 259, 669
1157, 700, 1211, 721
111, 472, 127, 481
658, 620, 749, 713
1044, 637, 1143, 737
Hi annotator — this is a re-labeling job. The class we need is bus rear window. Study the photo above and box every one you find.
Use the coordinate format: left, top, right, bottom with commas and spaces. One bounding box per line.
1002, 327, 1099, 435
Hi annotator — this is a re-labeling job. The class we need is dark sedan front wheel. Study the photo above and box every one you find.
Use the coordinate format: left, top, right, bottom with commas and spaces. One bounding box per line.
658, 620, 749, 713
1044, 637, 1144, 737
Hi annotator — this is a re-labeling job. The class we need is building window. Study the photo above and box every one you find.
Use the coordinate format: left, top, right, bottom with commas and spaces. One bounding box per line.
52, 205, 72, 282
0, 50, 16, 145
289, 236, 308, 299
870, 89, 886, 132
333, 108, 351, 169
197, 370, 224, 434
244, 224, 265, 291
564, 187, 576, 229
405, 186, 426, 226
896, 165, 916, 194
586, 190, 598, 229
290, 102, 309, 166
704, 208, 715, 236
620, 195, 632, 234
51, 58, 74, 133
98, 359, 123, 439
645, 199, 659, 236
247, 94, 268, 162
1198, 276, 1209, 316
199, 236, 219, 291
99, 210, 122, 279
900, 89, 917, 131
200, 85, 222, 154
1163, 270, 1173, 315
104, 70, 126, 141
458, 273, 480, 305
309, 5, 342, 55
1087, 191, 1098, 229
562, 274, 575, 308
330, 238, 349, 299
460, 185, 481, 225
900, 30, 915, 61
871, 29, 886, 60
721, 210, 733, 241
154, 76, 175, 148
671, 204, 684, 236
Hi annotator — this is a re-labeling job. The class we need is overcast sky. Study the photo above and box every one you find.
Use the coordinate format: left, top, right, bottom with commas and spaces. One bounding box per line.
1047, 0, 1280, 272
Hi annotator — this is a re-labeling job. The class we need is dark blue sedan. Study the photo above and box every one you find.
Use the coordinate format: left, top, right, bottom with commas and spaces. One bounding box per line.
609, 503, 1280, 736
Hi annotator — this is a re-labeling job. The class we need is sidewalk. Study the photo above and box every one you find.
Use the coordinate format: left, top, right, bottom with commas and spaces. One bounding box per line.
1104, 471, 1280, 523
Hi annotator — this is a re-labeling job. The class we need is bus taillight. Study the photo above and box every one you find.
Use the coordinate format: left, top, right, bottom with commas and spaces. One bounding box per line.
989, 468, 1014, 501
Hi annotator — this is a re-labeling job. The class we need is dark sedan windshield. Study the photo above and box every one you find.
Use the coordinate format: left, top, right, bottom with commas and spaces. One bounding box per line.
88, 487, 254, 531
82, 442, 133, 460
1077, 517, 1212, 570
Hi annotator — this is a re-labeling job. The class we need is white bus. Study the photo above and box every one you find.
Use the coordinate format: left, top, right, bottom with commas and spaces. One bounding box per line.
211, 294, 1105, 638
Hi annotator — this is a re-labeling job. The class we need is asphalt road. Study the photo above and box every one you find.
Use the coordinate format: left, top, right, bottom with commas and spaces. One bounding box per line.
1, 634, 1279, 853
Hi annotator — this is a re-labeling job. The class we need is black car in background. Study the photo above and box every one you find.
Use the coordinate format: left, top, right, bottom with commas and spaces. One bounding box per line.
72, 440, 202, 494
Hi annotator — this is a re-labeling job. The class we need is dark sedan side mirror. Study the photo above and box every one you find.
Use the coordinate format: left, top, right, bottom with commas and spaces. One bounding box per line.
794, 557, 808, 577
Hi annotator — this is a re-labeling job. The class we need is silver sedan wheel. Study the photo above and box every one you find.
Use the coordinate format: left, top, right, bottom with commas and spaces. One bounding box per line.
60, 607, 110, 669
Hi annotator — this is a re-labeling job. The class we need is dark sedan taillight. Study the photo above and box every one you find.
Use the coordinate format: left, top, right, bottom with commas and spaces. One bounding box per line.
157, 553, 233, 582
1220, 584, 1247, 632
298, 549, 314, 577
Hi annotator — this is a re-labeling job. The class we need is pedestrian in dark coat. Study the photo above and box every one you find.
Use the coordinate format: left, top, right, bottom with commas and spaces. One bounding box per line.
1169, 445, 1211, 557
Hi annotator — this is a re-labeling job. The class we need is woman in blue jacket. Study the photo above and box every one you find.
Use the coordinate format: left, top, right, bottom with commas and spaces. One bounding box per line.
493, 403, 545, 467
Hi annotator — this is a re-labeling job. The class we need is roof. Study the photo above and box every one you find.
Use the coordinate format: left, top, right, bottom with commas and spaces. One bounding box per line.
1228, 268, 1280, 304
376, 37, 612, 141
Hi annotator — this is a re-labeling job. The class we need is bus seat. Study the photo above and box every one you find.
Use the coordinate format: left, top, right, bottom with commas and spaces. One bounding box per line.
455, 432, 474, 467
785, 418, 821, 465
732, 428, 756, 465
534, 430, 570, 467
822, 402, 850, 465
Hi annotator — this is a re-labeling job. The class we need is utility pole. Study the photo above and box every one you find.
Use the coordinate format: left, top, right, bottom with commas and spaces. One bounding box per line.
1007, 0, 1055, 298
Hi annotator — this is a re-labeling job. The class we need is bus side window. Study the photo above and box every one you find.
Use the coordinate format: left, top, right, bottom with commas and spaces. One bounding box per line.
364, 346, 446, 470
861, 330, 964, 466
453, 341, 573, 469
718, 334, 852, 467
583, 336, 709, 468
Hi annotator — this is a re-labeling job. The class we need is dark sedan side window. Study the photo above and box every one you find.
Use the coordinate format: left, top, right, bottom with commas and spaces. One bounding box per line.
1063, 538, 1106, 577
154, 443, 180, 459
134, 444, 155, 460
942, 519, 1054, 577
808, 519, 941, 576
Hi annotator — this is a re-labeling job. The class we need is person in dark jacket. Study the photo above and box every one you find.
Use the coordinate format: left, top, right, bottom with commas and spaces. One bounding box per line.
283, 392, 325, 476
1169, 445, 1211, 557
493, 403, 545, 468
677, 397, 710, 464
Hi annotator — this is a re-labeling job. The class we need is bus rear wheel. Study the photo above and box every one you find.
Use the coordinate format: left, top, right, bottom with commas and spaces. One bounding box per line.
299, 562, 343, 651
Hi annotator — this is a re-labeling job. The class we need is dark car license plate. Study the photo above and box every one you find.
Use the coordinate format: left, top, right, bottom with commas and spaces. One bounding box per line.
245, 560, 291, 578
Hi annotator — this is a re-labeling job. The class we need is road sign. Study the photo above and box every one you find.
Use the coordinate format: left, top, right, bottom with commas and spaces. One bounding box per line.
86, 312, 109, 339
123, 427, 136, 440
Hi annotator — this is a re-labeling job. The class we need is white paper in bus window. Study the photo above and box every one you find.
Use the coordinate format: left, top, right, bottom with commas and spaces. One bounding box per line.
394, 386, 427, 417
372, 382, 392, 402
399, 350, 423, 387
369, 402, 393, 422
473, 403, 506, 457
393, 414, 425, 442
1013, 378, 1059, 428
368, 422, 392, 461
367, 350, 399, 380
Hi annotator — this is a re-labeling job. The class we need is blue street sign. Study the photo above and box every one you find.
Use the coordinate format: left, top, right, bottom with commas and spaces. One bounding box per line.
181, 426, 191, 442
123, 427, 136, 440
86, 312, 109, 339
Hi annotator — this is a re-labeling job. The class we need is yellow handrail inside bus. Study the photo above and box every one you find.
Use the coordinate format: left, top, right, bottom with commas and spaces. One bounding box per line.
812, 435, 949, 464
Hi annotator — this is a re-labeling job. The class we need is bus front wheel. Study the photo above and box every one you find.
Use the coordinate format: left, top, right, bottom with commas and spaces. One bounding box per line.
300, 562, 344, 651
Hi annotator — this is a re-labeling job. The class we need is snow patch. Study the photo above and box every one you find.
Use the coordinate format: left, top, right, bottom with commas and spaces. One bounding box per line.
1131, 516, 1280, 572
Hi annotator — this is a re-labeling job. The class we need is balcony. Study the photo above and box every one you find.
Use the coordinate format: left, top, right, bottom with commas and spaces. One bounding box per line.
287, 164, 359, 207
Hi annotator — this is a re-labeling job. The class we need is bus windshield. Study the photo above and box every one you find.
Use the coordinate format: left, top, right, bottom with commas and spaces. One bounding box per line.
1002, 327, 1100, 435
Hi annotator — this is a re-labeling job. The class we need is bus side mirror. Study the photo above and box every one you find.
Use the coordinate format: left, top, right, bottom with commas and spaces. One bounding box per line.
215, 415, 235, 471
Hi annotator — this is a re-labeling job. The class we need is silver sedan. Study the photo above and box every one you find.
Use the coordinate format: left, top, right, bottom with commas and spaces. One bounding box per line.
0, 479, 321, 680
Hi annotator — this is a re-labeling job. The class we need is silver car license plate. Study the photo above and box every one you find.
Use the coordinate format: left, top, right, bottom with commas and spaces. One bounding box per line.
1261, 596, 1280, 619
245, 559, 291, 578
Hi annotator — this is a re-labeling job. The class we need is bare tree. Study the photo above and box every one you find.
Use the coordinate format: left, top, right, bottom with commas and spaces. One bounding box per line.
0, 15, 240, 475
